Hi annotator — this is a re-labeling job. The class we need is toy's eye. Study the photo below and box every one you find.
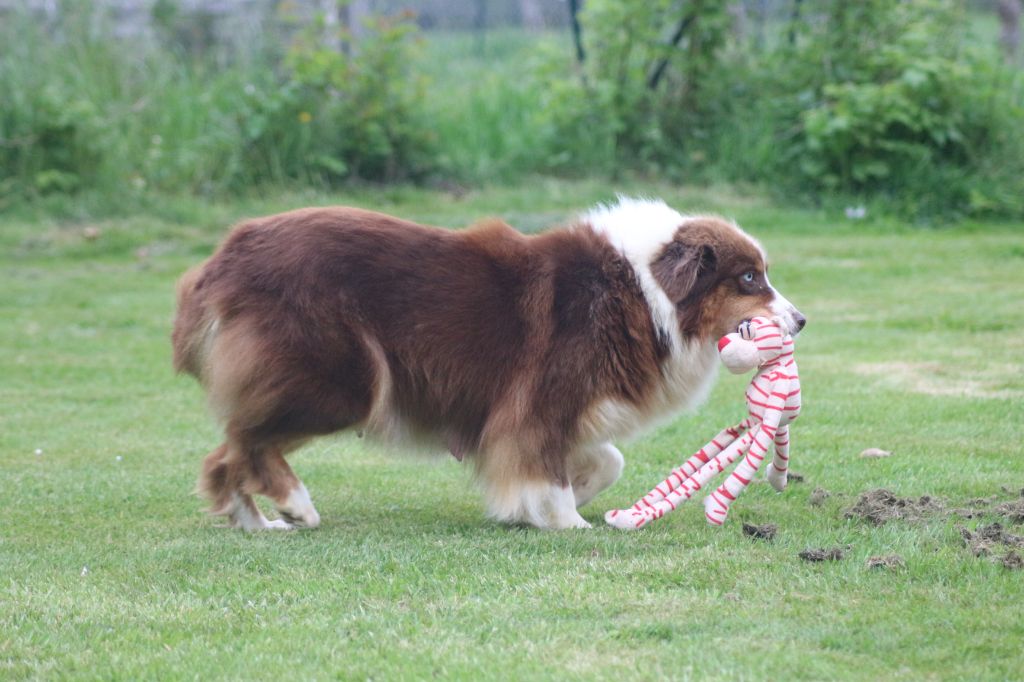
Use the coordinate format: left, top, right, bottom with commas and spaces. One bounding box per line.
741, 271, 755, 284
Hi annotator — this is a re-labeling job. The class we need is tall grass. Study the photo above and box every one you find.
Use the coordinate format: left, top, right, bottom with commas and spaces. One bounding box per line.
417, 29, 618, 182
0, 4, 431, 212
2, 3, 1024, 221
0, 8, 268, 205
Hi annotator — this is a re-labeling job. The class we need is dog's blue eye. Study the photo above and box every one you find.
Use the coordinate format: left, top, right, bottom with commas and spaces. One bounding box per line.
742, 272, 755, 283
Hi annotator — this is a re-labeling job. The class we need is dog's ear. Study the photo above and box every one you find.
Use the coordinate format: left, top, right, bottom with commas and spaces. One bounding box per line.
651, 241, 718, 303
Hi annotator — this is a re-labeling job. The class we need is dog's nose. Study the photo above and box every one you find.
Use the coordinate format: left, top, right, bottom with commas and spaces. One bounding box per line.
793, 311, 807, 331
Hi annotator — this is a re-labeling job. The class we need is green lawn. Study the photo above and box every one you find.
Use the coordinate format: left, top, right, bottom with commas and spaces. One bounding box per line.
2, 181, 1023, 680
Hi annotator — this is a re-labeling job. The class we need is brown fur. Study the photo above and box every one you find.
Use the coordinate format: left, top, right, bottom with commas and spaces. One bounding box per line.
652, 218, 778, 339
172, 206, 796, 528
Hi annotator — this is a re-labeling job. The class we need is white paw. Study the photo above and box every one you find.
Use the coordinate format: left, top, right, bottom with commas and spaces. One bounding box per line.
554, 510, 592, 529
263, 519, 295, 530
276, 484, 321, 529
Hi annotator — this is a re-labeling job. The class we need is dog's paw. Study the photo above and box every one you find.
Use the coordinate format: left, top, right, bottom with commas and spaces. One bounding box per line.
275, 483, 321, 529
263, 518, 295, 530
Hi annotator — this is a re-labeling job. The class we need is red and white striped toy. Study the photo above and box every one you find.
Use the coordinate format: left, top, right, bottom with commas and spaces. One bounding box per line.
605, 316, 801, 529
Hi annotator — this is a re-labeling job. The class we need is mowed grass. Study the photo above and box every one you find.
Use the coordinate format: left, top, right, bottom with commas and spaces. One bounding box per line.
2, 181, 1023, 680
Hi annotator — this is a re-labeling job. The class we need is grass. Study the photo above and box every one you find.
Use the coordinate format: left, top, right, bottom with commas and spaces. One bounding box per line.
2, 180, 1024, 680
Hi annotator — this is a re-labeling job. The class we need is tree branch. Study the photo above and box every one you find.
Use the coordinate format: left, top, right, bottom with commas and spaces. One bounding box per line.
647, 12, 696, 90
569, 0, 586, 65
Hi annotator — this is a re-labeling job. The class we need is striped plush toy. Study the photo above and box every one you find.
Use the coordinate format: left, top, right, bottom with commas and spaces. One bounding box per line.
605, 316, 801, 529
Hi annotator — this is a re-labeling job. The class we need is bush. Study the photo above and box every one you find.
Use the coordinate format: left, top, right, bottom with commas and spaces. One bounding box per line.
244, 10, 433, 184
2, 0, 1023, 221
533, 0, 729, 175
0, 3, 431, 208
0, 11, 113, 198
693, 0, 1024, 219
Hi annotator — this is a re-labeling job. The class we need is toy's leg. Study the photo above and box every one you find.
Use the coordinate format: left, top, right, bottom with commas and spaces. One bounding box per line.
606, 432, 753, 530
630, 419, 752, 510
765, 424, 790, 492
704, 410, 784, 526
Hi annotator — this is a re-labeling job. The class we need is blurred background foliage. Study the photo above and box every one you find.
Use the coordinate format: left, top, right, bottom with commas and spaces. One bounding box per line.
1, 0, 1022, 220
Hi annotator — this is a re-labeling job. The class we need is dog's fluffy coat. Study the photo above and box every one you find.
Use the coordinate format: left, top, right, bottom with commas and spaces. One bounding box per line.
172, 198, 803, 530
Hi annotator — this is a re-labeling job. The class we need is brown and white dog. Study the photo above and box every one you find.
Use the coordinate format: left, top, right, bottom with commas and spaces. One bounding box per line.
172, 198, 804, 530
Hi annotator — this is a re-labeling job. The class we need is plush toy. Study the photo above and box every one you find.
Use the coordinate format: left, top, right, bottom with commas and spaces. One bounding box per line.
605, 316, 801, 529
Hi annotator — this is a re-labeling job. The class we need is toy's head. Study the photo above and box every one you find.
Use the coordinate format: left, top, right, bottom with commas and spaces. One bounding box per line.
717, 316, 787, 374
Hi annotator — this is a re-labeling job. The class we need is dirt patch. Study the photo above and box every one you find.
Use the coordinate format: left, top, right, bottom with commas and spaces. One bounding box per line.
742, 523, 777, 541
952, 497, 992, 519
959, 523, 1024, 557
844, 489, 945, 526
995, 499, 1024, 524
859, 448, 892, 458
952, 507, 989, 519
809, 487, 831, 507
950, 494, 1024, 521
787, 472, 805, 483
866, 555, 905, 570
799, 546, 847, 562
1001, 551, 1023, 570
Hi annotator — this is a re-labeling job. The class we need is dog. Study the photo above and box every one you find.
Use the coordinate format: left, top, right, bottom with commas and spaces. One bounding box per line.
172, 197, 804, 530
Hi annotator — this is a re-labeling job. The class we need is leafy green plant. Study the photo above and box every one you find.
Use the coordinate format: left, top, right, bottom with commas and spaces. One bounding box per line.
695, 0, 1024, 219
799, 58, 969, 190
0, 12, 109, 198
533, 0, 729, 174
268, 10, 433, 183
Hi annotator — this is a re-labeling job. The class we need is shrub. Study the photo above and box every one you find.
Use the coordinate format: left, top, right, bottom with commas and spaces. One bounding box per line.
0, 3, 432, 208
501, 0, 730, 178
245, 10, 433, 184
694, 0, 1024, 219
2, 0, 1023, 221
0, 11, 112, 198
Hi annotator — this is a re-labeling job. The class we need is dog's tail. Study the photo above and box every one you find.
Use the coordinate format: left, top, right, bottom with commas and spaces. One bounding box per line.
171, 262, 217, 381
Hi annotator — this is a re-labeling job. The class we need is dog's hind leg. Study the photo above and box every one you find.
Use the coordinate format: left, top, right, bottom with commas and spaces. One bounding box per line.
197, 443, 290, 530
235, 433, 321, 529
198, 436, 320, 531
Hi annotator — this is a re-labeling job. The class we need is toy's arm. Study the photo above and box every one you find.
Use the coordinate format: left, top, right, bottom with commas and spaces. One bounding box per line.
629, 418, 753, 509
606, 430, 754, 530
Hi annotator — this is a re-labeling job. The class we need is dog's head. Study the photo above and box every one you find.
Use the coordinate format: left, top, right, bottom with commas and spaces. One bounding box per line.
586, 198, 804, 344
649, 215, 805, 341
